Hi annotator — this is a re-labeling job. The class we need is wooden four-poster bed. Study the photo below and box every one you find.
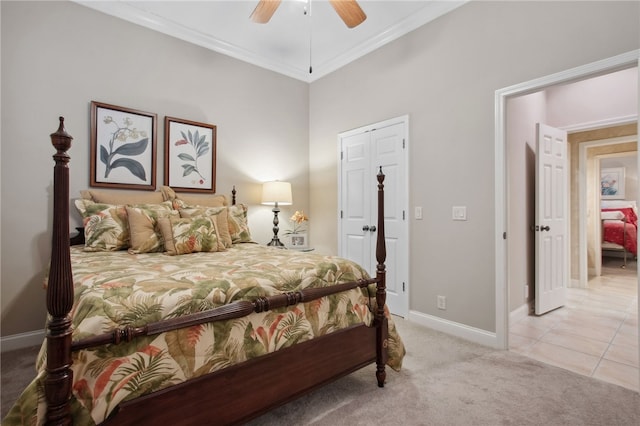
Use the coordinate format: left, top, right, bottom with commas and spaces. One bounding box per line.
3, 117, 404, 425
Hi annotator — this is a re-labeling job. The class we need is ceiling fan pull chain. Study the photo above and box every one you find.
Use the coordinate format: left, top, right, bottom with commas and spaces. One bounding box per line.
308, 0, 313, 74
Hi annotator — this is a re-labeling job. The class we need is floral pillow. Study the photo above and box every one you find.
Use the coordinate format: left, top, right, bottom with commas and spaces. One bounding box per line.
158, 216, 222, 255
179, 206, 231, 249
126, 201, 178, 254
227, 204, 252, 243
74, 199, 128, 251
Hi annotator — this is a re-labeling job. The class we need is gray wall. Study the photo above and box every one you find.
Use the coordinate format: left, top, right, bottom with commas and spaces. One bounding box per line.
308, 1, 639, 332
2, 0, 639, 343
1, 1, 309, 337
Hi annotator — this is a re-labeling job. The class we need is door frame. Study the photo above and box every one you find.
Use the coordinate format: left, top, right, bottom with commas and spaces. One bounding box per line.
580, 140, 638, 285
495, 49, 640, 350
337, 115, 410, 318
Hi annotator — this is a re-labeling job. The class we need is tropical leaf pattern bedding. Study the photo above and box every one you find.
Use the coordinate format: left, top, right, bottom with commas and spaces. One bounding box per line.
4, 244, 405, 426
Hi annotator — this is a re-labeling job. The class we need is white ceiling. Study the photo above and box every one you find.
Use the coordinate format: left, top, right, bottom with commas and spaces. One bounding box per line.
76, 1, 467, 82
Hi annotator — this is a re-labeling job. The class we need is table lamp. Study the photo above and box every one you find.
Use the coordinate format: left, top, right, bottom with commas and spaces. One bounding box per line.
262, 181, 292, 247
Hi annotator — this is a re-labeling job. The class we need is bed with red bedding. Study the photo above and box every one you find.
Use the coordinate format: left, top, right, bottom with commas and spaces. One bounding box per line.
601, 203, 638, 266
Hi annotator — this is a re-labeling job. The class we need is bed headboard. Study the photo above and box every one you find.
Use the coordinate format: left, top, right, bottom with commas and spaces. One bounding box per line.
601, 200, 637, 212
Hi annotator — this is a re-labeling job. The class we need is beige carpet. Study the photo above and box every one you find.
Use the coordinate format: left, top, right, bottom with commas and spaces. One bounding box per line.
248, 318, 640, 425
3, 318, 640, 425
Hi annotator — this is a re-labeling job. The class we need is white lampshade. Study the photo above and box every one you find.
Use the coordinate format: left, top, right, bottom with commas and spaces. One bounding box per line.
262, 181, 292, 205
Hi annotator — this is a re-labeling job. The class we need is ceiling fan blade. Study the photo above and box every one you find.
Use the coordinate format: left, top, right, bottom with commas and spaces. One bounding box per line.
250, 0, 282, 24
329, 0, 367, 28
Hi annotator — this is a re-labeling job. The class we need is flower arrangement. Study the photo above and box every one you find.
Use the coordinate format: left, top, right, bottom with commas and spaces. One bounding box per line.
286, 210, 309, 235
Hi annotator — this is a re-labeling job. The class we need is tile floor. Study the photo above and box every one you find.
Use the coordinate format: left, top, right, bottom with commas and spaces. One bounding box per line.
509, 257, 639, 392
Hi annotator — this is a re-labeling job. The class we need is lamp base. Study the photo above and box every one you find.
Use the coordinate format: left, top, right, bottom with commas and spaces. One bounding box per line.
266, 203, 286, 248
266, 238, 286, 248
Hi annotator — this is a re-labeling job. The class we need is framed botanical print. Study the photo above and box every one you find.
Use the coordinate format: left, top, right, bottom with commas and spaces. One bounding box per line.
90, 101, 157, 190
164, 116, 217, 193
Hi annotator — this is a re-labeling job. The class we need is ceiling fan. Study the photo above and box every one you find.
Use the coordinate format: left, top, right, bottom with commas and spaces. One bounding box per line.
250, 0, 367, 28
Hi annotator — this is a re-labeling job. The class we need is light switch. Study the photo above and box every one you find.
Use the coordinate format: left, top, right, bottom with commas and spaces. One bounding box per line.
452, 206, 467, 221
415, 206, 423, 220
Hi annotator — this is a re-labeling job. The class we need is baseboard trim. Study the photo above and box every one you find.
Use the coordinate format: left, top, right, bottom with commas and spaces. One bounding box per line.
408, 310, 499, 348
570, 278, 584, 289
510, 303, 529, 323
1, 329, 45, 352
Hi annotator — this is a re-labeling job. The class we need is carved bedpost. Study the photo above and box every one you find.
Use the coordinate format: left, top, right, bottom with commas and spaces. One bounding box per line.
375, 167, 388, 387
45, 117, 74, 425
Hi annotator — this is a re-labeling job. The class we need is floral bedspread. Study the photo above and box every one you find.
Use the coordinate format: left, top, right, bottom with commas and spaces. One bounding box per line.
3, 244, 405, 425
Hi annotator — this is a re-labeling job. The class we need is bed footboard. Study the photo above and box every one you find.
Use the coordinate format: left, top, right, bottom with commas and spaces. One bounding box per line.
103, 323, 379, 425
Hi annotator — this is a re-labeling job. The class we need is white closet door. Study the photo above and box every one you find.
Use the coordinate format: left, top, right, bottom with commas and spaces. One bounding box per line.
339, 118, 408, 317
341, 131, 373, 271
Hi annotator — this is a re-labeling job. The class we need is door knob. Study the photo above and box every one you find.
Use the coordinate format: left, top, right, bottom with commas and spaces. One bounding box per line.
369, 225, 377, 232
362, 225, 370, 232
540, 226, 550, 231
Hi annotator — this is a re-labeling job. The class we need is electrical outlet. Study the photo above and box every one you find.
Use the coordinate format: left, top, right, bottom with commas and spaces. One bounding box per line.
437, 295, 446, 310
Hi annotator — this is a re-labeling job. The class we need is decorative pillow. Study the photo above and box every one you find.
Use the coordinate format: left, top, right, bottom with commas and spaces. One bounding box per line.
74, 199, 128, 251
161, 186, 227, 207
158, 216, 222, 255
179, 206, 231, 249
602, 207, 638, 227
227, 204, 252, 243
601, 210, 625, 221
80, 189, 163, 204
126, 201, 178, 254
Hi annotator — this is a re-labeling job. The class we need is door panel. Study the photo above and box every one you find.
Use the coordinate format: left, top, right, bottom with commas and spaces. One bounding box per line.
345, 234, 367, 270
384, 237, 401, 302
535, 123, 568, 315
342, 132, 371, 270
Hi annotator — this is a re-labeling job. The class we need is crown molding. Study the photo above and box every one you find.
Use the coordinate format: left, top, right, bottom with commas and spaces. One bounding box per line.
76, 1, 468, 83
311, 1, 467, 81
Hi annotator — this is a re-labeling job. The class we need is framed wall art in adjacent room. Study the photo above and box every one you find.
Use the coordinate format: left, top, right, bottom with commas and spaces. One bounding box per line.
164, 116, 217, 193
601, 167, 625, 199
90, 101, 157, 190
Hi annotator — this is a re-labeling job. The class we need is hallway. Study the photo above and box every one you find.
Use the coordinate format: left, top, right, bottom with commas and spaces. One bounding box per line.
509, 257, 639, 391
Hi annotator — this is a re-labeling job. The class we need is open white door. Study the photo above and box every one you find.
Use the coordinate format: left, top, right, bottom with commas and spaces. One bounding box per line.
535, 123, 568, 315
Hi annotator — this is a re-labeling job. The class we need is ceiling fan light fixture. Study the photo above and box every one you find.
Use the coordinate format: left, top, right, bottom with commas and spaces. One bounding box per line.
250, 0, 366, 28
